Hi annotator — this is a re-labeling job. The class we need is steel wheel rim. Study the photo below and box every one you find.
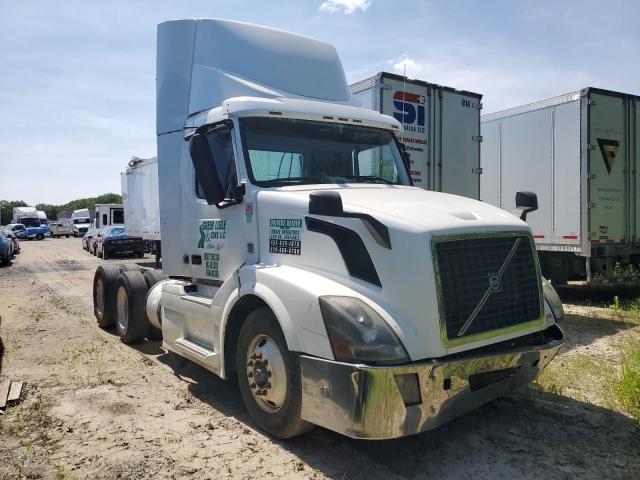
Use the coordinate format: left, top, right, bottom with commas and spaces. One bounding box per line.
246, 334, 287, 413
116, 286, 129, 332
95, 277, 105, 316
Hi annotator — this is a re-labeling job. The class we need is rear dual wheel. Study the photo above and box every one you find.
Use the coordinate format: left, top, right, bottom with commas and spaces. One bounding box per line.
115, 271, 149, 344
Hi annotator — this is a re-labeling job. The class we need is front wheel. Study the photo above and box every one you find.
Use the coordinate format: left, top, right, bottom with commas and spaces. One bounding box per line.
236, 308, 312, 439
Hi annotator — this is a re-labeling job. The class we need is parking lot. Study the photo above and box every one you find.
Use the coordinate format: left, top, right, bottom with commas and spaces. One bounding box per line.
0, 238, 638, 479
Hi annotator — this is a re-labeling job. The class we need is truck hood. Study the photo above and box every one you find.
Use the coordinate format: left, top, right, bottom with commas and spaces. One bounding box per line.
266, 184, 527, 234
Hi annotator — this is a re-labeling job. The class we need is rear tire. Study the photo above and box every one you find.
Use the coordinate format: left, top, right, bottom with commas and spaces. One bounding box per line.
142, 270, 165, 341
142, 269, 165, 289
119, 264, 140, 273
236, 308, 313, 439
36, 233, 44, 240
93, 265, 121, 328
114, 271, 150, 344
103, 247, 110, 260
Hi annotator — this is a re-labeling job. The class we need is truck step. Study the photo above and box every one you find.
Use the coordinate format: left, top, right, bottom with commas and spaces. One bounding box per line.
174, 338, 216, 359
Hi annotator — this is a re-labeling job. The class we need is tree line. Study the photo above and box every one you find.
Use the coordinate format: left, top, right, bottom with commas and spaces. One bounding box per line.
0, 193, 122, 225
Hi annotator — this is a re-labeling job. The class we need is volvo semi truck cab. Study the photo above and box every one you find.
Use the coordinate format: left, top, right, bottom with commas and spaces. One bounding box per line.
92, 19, 563, 440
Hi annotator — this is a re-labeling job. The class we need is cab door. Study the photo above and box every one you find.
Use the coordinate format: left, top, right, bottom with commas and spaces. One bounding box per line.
180, 123, 245, 283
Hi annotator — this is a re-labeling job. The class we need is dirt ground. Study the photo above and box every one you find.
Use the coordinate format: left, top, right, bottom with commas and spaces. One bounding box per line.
0, 238, 638, 479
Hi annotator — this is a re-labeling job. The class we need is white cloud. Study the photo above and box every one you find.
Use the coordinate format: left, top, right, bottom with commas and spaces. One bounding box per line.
319, 0, 372, 14
389, 54, 424, 77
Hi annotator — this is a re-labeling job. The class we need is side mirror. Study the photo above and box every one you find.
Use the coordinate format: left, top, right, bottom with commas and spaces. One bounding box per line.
512, 191, 538, 221
189, 130, 226, 207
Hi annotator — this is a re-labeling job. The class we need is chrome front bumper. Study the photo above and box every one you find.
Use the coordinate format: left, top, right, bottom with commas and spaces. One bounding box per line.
299, 325, 563, 440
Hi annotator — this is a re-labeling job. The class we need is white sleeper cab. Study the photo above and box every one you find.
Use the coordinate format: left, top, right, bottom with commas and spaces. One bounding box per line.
92, 19, 564, 440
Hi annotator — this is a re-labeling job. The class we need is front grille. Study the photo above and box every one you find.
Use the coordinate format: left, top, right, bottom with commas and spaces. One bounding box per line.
435, 234, 541, 342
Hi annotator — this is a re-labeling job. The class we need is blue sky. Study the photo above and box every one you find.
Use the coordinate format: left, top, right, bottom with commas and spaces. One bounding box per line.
1, 0, 638, 205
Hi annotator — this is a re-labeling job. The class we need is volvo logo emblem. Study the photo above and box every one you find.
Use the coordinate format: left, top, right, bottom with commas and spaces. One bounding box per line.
488, 273, 502, 292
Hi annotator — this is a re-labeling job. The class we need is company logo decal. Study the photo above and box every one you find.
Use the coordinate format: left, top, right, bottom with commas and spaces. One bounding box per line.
197, 219, 226, 249
597, 138, 620, 174
393, 91, 425, 128
488, 273, 502, 292
269, 219, 301, 255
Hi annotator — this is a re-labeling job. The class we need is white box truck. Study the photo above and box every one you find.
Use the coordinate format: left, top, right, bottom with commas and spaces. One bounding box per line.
94, 203, 124, 229
121, 156, 161, 259
481, 88, 640, 284
91, 19, 563, 440
349, 72, 483, 199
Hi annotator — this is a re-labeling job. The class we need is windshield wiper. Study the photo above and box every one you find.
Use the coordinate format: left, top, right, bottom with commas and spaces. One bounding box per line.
345, 175, 395, 184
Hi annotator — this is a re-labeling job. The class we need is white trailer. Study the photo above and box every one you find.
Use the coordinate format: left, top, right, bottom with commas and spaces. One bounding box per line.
91, 19, 563, 440
121, 156, 161, 258
481, 88, 640, 283
349, 72, 483, 199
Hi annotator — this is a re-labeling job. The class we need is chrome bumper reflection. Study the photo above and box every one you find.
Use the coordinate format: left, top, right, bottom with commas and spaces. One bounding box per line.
299, 326, 563, 439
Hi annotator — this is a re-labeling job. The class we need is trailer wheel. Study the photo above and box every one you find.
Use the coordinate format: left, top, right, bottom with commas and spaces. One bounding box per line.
236, 308, 313, 439
93, 264, 121, 328
114, 271, 149, 344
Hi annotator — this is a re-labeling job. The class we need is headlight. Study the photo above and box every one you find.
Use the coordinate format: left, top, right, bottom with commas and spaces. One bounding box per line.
319, 296, 409, 365
542, 277, 564, 322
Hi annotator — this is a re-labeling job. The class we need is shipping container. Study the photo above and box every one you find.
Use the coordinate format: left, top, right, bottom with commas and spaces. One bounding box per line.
349, 72, 483, 199
121, 156, 160, 242
481, 87, 640, 283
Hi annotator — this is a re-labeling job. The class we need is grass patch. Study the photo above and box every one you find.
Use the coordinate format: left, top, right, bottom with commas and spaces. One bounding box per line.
615, 339, 640, 427
59, 341, 121, 386
533, 352, 617, 407
50, 295, 70, 313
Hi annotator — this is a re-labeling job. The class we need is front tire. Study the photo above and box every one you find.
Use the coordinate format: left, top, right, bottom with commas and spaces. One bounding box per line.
36, 233, 44, 240
236, 308, 312, 439
114, 271, 149, 344
103, 246, 110, 260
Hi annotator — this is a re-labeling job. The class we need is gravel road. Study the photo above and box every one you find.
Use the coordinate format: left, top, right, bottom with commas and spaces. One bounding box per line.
0, 238, 638, 479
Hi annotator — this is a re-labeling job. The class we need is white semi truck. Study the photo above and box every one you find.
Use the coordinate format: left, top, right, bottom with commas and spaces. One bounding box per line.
12, 206, 40, 227
121, 157, 161, 260
71, 208, 93, 237
482, 88, 640, 284
91, 19, 563, 440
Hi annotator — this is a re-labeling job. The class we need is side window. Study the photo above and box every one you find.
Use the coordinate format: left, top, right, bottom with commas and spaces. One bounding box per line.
102, 213, 108, 226
112, 209, 124, 224
195, 129, 236, 199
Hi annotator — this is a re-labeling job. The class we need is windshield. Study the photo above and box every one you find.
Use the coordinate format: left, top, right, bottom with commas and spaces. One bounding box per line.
106, 227, 125, 237
241, 118, 410, 187
22, 218, 41, 227
73, 218, 90, 225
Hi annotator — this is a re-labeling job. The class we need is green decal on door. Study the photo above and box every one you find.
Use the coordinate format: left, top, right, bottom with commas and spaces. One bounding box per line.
198, 220, 226, 248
